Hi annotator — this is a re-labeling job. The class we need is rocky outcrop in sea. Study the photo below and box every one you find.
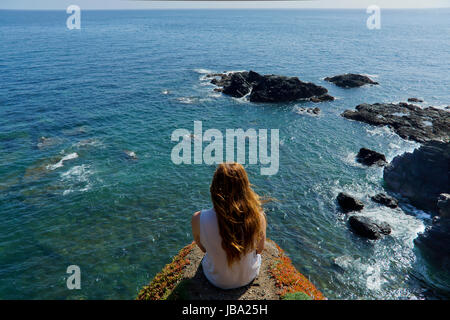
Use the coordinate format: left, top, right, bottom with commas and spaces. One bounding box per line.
207, 71, 334, 103
342, 103, 450, 143
371, 193, 398, 209
356, 148, 387, 167
383, 141, 449, 213
324, 73, 379, 88
383, 142, 450, 272
337, 192, 364, 213
348, 216, 392, 240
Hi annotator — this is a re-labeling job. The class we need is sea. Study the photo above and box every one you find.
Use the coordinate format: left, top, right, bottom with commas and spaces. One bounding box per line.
0, 9, 449, 299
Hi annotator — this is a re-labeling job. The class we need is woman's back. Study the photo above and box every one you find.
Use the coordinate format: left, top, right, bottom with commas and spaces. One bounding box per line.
200, 208, 261, 289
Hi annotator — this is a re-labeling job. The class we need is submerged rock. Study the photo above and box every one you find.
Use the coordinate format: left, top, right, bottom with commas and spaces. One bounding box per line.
324, 74, 379, 88
348, 216, 392, 240
208, 71, 333, 103
337, 192, 364, 213
294, 107, 321, 116
371, 193, 398, 208
356, 148, 387, 166
37, 136, 60, 149
124, 150, 138, 160
341, 103, 450, 143
407, 98, 423, 103
383, 141, 449, 213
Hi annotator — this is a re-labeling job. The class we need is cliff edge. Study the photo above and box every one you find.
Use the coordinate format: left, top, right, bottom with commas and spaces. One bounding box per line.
137, 240, 325, 300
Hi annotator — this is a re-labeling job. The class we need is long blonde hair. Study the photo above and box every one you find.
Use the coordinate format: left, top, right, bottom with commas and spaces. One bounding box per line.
210, 163, 266, 266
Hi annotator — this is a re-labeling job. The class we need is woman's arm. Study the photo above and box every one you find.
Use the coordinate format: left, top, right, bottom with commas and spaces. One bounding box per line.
191, 211, 206, 253
256, 213, 266, 254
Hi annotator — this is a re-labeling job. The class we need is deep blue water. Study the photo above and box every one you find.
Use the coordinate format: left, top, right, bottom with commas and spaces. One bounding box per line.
0, 9, 449, 299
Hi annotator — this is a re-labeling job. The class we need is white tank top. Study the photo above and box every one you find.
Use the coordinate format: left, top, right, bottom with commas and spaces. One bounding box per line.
200, 208, 261, 289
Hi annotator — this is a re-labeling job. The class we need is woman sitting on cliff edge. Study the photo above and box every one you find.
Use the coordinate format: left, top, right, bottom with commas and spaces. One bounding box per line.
191, 162, 267, 290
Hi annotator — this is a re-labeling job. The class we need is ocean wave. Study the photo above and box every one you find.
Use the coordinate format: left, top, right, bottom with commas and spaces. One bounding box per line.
176, 97, 199, 104
46, 153, 78, 170
232, 91, 251, 104
193, 68, 212, 74
341, 151, 365, 168
208, 92, 222, 99
362, 73, 379, 78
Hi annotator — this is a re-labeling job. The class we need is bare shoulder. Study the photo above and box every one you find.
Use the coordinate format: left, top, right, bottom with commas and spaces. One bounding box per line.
260, 210, 267, 228
191, 211, 201, 225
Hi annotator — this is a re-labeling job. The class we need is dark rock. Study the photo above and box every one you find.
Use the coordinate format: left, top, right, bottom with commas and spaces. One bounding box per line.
210, 71, 333, 103
383, 141, 449, 213
407, 98, 424, 103
432, 216, 441, 224
249, 74, 328, 103
348, 216, 392, 240
295, 107, 321, 116
356, 148, 387, 166
437, 194, 450, 218
371, 193, 398, 208
324, 74, 379, 88
310, 94, 335, 103
205, 73, 225, 78
311, 107, 321, 115
414, 218, 450, 273
337, 192, 364, 212
341, 103, 450, 143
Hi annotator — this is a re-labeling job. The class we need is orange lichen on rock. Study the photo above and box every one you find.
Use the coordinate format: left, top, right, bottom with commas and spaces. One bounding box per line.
137, 242, 195, 300
268, 241, 325, 300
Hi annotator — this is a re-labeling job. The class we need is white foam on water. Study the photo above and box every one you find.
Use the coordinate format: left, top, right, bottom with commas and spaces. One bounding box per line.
74, 139, 103, 148
333, 255, 387, 292
426, 104, 450, 111
61, 164, 93, 195
365, 264, 386, 291
365, 125, 397, 138
193, 68, 212, 74
208, 92, 222, 98
341, 151, 365, 168
422, 120, 433, 127
124, 150, 137, 159
333, 204, 425, 294
388, 142, 401, 150
401, 204, 432, 221
176, 97, 198, 104
364, 126, 420, 161
225, 70, 246, 75
198, 78, 211, 85
362, 73, 379, 78
232, 91, 251, 104
354, 207, 426, 247
46, 152, 78, 170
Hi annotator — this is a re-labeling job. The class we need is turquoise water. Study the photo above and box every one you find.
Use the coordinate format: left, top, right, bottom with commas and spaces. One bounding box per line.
0, 9, 449, 299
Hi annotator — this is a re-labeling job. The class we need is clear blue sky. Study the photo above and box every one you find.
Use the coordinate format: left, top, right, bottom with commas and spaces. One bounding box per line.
1, 0, 450, 10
